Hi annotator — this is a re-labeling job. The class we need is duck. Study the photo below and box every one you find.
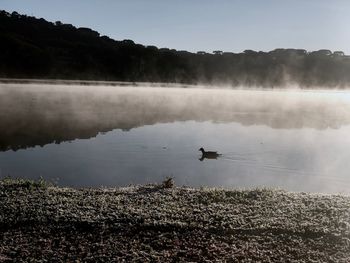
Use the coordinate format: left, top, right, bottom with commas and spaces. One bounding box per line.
198, 147, 221, 161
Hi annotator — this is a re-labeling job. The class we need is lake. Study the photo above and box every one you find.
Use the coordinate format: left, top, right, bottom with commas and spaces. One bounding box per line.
1, 83, 350, 193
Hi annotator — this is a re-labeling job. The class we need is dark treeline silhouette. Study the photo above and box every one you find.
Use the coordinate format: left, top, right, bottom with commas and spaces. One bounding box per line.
1, 10, 350, 87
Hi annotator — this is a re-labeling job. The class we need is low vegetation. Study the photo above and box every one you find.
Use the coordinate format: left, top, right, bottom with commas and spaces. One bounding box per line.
0, 178, 349, 262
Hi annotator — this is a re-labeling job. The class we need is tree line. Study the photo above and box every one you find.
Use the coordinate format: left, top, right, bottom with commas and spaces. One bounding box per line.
1, 10, 350, 87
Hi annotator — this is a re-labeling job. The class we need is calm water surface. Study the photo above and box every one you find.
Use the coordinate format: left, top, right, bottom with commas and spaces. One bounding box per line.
1, 84, 350, 193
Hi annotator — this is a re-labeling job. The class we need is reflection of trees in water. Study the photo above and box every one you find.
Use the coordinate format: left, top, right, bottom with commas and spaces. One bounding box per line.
1, 85, 349, 151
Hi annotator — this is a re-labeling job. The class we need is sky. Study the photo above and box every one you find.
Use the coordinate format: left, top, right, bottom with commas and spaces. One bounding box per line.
1, 0, 350, 54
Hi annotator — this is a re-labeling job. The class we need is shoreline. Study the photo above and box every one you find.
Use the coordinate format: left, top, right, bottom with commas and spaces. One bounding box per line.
0, 78, 197, 89
1, 179, 349, 261
2, 78, 350, 92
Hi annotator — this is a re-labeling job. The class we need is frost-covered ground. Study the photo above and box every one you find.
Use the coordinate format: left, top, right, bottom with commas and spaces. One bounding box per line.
0, 179, 349, 262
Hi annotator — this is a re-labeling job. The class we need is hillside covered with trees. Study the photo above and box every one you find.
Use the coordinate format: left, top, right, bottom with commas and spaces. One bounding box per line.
1, 10, 350, 87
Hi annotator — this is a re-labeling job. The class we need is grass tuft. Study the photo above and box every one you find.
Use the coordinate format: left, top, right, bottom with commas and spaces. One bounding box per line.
161, 176, 175, 189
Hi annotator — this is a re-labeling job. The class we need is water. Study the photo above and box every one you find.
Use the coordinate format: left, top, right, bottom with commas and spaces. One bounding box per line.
1, 83, 350, 193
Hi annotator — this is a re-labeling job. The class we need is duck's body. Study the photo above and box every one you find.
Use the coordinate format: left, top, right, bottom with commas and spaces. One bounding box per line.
199, 147, 221, 161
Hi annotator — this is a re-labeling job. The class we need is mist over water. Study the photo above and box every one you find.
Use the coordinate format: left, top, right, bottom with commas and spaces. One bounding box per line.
1, 83, 350, 193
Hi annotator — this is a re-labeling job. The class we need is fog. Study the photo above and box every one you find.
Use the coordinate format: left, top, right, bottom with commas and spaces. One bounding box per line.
1, 83, 350, 192
1, 83, 350, 151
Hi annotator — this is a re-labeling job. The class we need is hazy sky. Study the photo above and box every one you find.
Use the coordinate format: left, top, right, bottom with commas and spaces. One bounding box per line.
2, 0, 350, 54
